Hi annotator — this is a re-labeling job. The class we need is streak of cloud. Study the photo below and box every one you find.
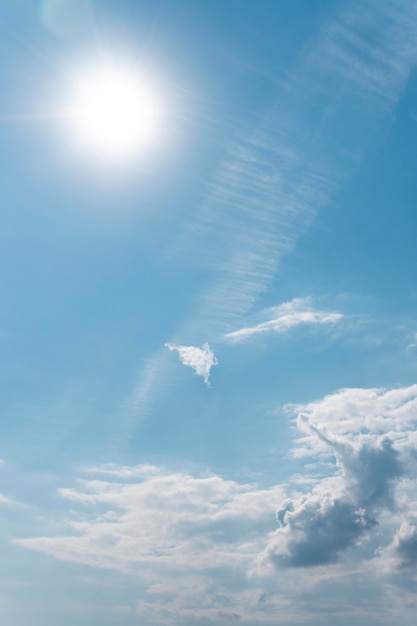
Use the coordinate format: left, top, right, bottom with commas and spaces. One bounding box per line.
225, 298, 343, 342
131, 0, 417, 423
176, 0, 417, 341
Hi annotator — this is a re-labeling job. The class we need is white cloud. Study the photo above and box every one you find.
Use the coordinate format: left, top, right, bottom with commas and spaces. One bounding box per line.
260, 385, 417, 579
16, 466, 284, 623
261, 432, 403, 571
165, 342, 218, 386
388, 517, 417, 569
225, 298, 343, 342
30, 469, 282, 572
287, 384, 417, 453
15, 384, 417, 624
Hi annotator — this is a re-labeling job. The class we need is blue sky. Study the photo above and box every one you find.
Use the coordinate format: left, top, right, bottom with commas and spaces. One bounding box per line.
2, 0, 417, 624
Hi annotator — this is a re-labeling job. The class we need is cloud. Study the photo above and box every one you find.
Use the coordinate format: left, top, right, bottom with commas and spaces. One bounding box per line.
15, 385, 417, 623
170, 0, 417, 342
165, 342, 218, 386
16, 465, 284, 613
129, 0, 417, 417
288, 384, 417, 451
256, 386, 417, 574
392, 519, 417, 569
265, 429, 403, 569
225, 298, 343, 342
272, 494, 375, 568
372, 513, 417, 577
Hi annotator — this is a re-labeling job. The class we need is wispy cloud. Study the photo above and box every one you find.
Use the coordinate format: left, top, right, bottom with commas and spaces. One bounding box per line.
165, 342, 218, 386
131, 0, 417, 417
172, 0, 417, 341
225, 298, 343, 342
17, 466, 285, 624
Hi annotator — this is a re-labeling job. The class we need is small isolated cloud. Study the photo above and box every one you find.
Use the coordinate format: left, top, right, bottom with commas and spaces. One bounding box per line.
165, 342, 218, 386
225, 297, 343, 342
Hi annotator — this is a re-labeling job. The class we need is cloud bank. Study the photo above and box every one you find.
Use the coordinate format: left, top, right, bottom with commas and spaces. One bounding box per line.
16, 384, 417, 624
165, 342, 218, 386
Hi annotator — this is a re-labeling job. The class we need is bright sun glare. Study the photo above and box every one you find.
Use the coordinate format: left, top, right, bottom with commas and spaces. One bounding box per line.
70, 63, 159, 159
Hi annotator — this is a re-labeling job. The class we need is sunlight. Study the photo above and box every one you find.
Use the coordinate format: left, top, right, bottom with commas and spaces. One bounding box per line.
69, 63, 159, 159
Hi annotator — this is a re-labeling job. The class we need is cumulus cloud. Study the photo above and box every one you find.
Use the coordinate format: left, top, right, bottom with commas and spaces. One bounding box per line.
392, 519, 417, 569
225, 298, 343, 342
165, 342, 218, 386
264, 424, 404, 569
272, 494, 375, 568
15, 384, 417, 623
375, 512, 417, 574
302, 419, 404, 510
256, 386, 417, 574
288, 385, 417, 453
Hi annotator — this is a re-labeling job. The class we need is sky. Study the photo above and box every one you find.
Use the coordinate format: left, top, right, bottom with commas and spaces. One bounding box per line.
1, 0, 417, 624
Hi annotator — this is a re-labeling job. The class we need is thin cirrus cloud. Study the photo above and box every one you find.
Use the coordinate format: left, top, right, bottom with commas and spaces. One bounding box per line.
16, 384, 417, 624
172, 0, 417, 341
130, 0, 417, 418
165, 342, 218, 386
225, 298, 343, 342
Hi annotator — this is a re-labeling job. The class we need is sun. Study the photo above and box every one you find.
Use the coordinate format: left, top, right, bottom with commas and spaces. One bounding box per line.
69, 63, 159, 159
